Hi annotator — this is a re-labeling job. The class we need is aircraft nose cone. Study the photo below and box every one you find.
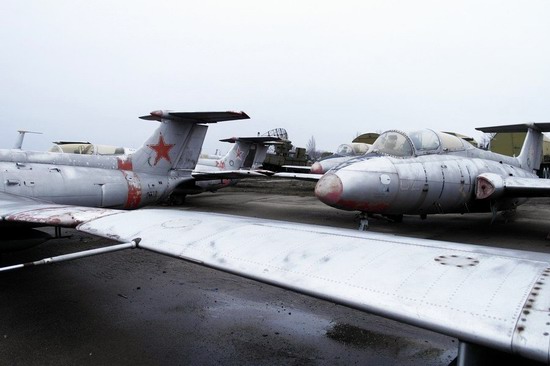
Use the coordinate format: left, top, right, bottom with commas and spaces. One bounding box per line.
310, 162, 323, 174
315, 173, 343, 205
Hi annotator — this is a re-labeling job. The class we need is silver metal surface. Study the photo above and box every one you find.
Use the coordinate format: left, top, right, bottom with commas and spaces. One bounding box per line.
79, 208, 550, 363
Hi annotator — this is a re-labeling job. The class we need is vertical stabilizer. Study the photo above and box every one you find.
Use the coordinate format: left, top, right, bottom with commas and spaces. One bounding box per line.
216, 138, 252, 170
218, 136, 282, 170
130, 110, 249, 175
517, 126, 544, 172
476, 123, 550, 172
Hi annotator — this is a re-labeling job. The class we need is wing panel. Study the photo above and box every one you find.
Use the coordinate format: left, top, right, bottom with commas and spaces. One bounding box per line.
476, 173, 550, 199
0, 191, 119, 227
504, 176, 550, 197
273, 172, 323, 181
78, 209, 550, 363
191, 170, 267, 181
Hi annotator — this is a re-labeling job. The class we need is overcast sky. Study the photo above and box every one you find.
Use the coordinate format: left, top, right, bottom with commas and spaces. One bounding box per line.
1, 1, 549, 155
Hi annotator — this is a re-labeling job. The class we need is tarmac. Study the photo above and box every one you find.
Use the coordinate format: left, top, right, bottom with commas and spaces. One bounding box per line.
1, 179, 549, 365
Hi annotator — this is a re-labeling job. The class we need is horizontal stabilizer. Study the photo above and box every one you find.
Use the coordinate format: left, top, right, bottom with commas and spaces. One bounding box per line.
219, 136, 282, 143
476, 123, 550, 133
191, 169, 270, 181
139, 110, 250, 123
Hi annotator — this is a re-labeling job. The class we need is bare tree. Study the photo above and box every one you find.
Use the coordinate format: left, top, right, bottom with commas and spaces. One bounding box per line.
306, 135, 322, 160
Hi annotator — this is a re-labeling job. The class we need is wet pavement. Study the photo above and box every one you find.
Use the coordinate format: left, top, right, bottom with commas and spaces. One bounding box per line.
2, 180, 549, 365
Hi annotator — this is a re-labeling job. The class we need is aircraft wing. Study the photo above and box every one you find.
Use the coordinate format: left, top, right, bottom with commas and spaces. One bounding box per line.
476, 173, 550, 199
273, 172, 323, 182
75, 209, 550, 364
3, 192, 550, 363
191, 169, 272, 181
0, 192, 117, 228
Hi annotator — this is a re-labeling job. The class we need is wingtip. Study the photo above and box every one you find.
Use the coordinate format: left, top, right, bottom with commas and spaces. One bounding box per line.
139, 110, 165, 121
230, 111, 250, 119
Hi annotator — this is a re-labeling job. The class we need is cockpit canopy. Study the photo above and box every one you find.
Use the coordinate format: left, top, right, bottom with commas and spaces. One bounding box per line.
49, 142, 130, 155
335, 143, 370, 156
370, 129, 473, 157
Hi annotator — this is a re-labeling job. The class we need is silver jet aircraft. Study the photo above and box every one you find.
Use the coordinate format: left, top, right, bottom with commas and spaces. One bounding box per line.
0, 109, 250, 211
314, 123, 550, 228
169, 135, 281, 203
39, 134, 279, 204
278, 142, 371, 181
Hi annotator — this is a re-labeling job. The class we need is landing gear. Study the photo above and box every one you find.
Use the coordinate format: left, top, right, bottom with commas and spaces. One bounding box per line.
358, 212, 369, 231
386, 214, 403, 223
54, 226, 70, 239
356, 213, 404, 230
167, 193, 187, 206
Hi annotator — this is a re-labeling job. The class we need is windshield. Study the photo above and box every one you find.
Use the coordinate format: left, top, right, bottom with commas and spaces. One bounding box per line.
335, 144, 354, 156
408, 129, 440, 152
371, 131, 414, 157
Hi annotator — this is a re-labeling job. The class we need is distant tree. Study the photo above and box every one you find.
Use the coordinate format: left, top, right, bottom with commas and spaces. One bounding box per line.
306, 135, 322, 160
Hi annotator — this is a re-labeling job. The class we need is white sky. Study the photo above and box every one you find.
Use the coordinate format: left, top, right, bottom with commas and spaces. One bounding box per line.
1, 0, 549, 155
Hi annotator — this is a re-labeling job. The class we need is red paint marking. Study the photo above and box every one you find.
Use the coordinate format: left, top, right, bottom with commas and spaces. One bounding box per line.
216, 160, 226, 170
235, 146, 243, 160
122, 171, 142, 209
117, 157, 133, 171
147, 133, 175, 165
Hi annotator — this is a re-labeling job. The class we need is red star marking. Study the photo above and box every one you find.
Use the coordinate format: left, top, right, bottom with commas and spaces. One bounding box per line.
235, 146, 243, 160
147, 134, 175, 165
216, 160, 226, 170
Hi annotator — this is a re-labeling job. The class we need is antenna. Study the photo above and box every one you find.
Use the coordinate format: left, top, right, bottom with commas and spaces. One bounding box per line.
14, 130, 43, 149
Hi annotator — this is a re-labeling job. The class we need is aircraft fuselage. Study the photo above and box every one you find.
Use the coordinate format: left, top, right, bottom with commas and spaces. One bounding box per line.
315, 152, 535, 215
0, 150, 175, 209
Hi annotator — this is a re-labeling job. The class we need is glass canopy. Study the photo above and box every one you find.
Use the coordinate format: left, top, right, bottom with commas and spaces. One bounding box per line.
370, 129, 469, 157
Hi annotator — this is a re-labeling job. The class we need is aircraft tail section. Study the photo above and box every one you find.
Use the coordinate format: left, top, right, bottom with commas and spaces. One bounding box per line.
477, 123, 550, 172
130, 110, 249, 175
218, 136, 282, 170
517, 126, 544, 171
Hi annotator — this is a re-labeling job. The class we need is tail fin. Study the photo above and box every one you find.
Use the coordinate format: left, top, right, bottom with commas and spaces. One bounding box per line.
518, 126, 544, 171
218, 136, 282, 170
130, 110, 249, 175
477, 123, 550, 172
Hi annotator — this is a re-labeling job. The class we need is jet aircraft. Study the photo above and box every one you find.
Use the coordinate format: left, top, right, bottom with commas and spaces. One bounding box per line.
0, 109, 250, 213
314, 124, 550, 228
278, 142, 371, 181
40, 134, 280, 204
2, 116, 550, 364
168, 135, 280, 203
